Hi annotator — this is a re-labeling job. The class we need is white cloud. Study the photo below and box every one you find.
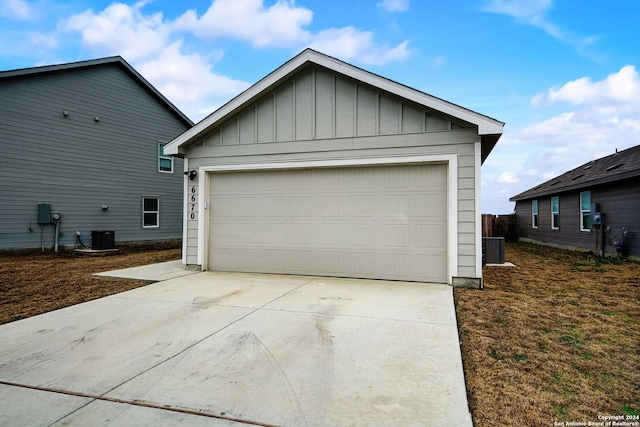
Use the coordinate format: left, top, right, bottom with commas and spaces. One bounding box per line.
483, 65, 640, 213
496, 171, 519, 184
136, 42, 250, 120
1, 0, 33, 20
482, 0, 596, 58
61, 0, 411, 121
482, 0, 552, 22
308, 27, 409, 66
172, 0, 313, 48
27, 32, 57, 50
376, 0, 410, 13
63, 1, 252, 121
64, 2, 169, 60
542, 65, 640, 106
173, 0, 410, 66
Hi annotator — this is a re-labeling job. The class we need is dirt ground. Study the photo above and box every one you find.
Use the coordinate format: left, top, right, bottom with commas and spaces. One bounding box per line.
455, 242, 640, 425
1, 241, 638, 424
0, 243, 181, 324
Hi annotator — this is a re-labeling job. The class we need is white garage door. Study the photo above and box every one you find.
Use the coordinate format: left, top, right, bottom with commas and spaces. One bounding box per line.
208, 164, 448, 283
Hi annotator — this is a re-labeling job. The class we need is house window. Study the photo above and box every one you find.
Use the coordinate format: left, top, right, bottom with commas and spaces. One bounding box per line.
143, 197, 159, 228
158, 144, 173, 173
580, 191, 591, 231
532, 200, 539, 228
551, 196, 559, 229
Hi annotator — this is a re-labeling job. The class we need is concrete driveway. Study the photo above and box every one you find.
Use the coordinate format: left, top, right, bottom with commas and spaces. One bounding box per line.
0, 268, 472, 426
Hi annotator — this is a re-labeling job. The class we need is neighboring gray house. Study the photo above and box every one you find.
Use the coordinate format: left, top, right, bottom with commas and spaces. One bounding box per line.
165, 49, 504, 286
0, 57, 193, 250
510, 145, 640, 261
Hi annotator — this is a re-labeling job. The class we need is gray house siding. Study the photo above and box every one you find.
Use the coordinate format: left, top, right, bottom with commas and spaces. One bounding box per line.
515, 178, 640, 260
180, 64, 482, 280
0, 61, 190, 250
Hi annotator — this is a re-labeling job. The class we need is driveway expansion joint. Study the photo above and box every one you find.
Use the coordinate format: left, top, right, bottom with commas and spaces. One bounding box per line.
0, 380, 280, 427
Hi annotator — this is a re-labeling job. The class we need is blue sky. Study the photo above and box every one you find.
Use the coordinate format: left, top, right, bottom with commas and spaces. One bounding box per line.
2, 0, 639, 213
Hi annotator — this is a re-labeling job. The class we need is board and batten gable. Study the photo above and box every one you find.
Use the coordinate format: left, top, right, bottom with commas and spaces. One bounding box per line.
167, 50, 503, 285
0, 58, 192, 250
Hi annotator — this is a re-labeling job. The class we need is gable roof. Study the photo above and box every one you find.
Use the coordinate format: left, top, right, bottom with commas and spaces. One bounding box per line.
164, 48, 503, 159
0, 56, 193, 127
510, 144, 640, 201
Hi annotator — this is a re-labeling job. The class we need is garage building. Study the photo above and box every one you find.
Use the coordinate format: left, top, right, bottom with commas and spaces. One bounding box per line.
164, 49, 503, 286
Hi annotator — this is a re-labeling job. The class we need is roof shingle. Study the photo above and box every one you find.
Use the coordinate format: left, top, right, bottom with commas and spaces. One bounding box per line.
510, 144, 640, 201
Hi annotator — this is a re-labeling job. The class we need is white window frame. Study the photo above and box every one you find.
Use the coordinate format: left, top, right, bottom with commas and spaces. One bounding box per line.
142, 197, 160, 228
551, 196, 559, 230
532, 199, 539, 228
580, 191, 591, 231
158, 143, 173, 173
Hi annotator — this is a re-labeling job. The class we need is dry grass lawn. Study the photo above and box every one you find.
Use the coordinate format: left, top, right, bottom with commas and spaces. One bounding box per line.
455, 242, 640, 426
0, 244, 181, 325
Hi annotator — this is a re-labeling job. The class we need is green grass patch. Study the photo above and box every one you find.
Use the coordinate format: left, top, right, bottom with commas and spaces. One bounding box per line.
488, 347, 503, 361
570, 256, 625, 272
622, 405, 640, 416
560, 334, 582, 347
552, 404, 569, 421
538, 340, 549, 353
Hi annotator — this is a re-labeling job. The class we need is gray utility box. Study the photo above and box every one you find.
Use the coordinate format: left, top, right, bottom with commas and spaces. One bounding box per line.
91, 230, 115, 250
483, 237, 505, 265
38, 203, 51, 224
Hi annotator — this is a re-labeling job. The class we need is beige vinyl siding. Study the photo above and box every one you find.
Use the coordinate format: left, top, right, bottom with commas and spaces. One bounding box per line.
183, 131, 480, 279
199, 67, 471, 147
456, 144, 477, 277
181, 65, 483, 281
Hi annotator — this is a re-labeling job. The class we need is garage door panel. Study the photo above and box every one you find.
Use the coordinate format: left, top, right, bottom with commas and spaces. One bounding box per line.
413, 193, 447, 217
263, 198, 287, 217
383, 167, 410, 188
211, 223, 245, 244
348, 195, 375, 217
291, 196, 314, 217
415, 224, 446, 248
384, 194, 410, 218
348, 224, 375, 246
209, 165, 448, 283
384, 225, 411, 247
212, 247, 287, 273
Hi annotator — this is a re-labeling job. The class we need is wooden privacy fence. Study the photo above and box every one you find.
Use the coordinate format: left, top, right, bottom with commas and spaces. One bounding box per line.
482, 214, 517, 242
